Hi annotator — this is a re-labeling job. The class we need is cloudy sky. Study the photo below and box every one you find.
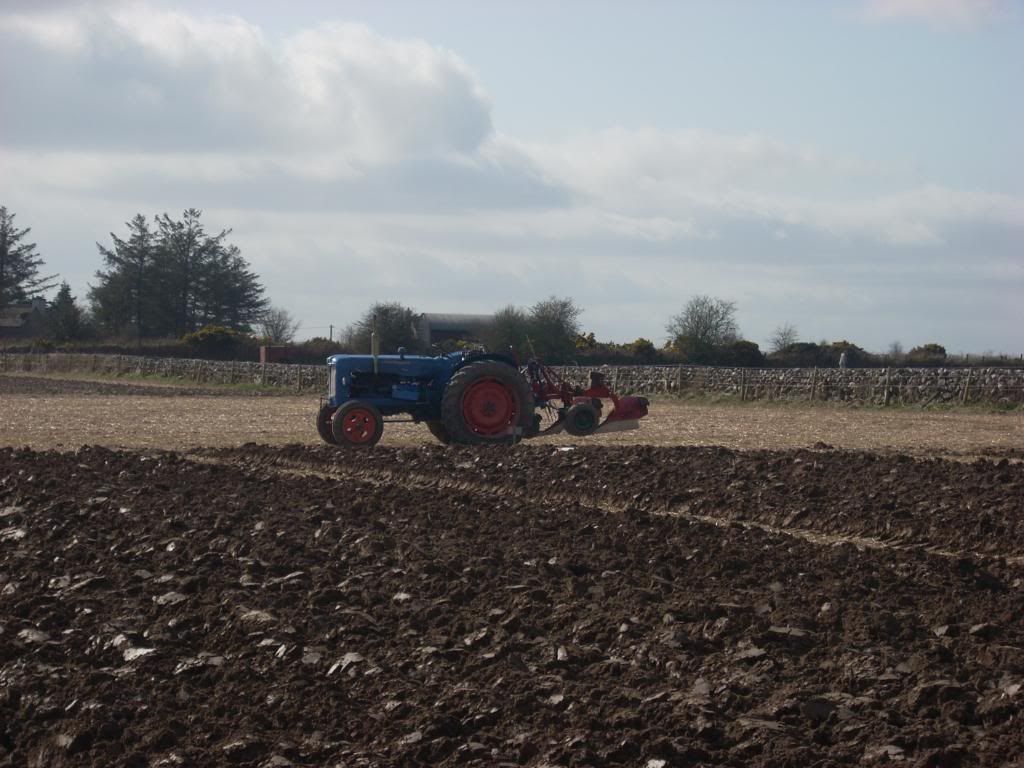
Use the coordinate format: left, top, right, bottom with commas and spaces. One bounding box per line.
1, 0, 1021, 353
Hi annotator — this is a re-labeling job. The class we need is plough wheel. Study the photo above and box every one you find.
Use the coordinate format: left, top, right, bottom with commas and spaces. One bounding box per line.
564, 401, 600, 436
441, 360, 534, 445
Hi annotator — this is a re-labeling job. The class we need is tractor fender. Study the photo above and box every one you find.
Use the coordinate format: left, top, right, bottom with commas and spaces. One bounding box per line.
450, 352, 519, 373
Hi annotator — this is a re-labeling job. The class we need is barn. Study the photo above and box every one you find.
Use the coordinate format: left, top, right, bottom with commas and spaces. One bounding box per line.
0, 299, 47, 340
415, 313, 494, 347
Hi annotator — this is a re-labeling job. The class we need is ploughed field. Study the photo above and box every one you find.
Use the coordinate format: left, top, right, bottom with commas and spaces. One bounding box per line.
2, 440, 1023, 767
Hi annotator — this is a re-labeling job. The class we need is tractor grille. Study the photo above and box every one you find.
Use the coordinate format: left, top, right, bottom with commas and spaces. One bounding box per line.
329, 365, 336, 399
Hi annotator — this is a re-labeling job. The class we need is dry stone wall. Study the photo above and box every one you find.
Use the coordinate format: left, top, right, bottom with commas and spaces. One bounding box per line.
0, 352, 329, 392
553, 364, 1024, 406
2, 353, 1022, 406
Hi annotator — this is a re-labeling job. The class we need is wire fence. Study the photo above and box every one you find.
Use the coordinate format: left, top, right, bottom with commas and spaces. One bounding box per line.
2, 352, 1023, 406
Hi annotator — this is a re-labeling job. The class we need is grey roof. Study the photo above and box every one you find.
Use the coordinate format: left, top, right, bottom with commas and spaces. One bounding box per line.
0, 305, 37, 328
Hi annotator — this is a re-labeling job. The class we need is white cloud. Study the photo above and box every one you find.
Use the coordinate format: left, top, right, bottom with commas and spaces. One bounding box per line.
518, 128, 1024, 246
0, 3, 493, 165
862, 0, 1012, 25
1, 3, 1022, 353
4, 2, 1020, 243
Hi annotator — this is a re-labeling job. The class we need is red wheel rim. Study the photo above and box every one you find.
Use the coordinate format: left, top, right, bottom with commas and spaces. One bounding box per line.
462, 378, 518, 436
340, 408, 378, 444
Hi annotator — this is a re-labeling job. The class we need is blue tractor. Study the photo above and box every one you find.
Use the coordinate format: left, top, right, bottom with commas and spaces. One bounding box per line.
316, 349, 649, 447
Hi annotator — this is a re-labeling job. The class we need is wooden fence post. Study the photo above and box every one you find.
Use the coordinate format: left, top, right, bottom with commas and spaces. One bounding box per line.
883, 368, 891, 406
810, 367, 817, 402
961, 368, 972, 405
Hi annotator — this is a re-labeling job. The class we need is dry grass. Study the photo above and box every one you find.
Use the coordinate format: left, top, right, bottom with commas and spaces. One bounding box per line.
2, 387, 1021, 457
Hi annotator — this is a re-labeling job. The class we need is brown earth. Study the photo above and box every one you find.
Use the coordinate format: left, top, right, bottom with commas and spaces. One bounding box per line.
2, 443, 1023, 767
1, 374, 1023, 766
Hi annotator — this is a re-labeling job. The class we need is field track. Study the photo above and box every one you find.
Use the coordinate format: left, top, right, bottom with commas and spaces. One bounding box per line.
2, 373, 1022, 457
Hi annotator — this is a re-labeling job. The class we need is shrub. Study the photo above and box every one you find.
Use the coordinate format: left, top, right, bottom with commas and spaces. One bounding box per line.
182, 325, 250, 359
907, 343, 947, 367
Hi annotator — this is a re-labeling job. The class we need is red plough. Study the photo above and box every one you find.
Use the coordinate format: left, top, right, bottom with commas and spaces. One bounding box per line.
523, 361, 649, 437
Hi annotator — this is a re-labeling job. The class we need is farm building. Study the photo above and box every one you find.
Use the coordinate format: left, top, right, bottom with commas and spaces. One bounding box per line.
415, 313, 494, 346
0, 299, 47, 339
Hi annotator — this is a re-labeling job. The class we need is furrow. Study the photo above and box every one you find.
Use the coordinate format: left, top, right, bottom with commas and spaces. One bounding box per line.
189, 452, 1024, 567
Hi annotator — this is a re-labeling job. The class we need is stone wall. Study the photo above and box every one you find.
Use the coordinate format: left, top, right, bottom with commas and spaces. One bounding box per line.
552, 364, 1024, 406
0, 352, 329, 392
2, 352, 1022, 406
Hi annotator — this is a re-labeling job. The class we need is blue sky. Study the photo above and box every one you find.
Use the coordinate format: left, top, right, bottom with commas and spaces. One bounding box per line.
1, 0, 1021, 353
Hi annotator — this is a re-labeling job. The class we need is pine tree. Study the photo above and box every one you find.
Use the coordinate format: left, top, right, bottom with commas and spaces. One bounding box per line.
46, 282, 87, 342
90, 210, 268, 339
91, 214, 155, 342
0, 206, 57, 305
196, 244, 268, 331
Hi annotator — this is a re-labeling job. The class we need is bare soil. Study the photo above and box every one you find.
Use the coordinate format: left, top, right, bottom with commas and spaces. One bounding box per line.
1, 374, 1022, 766
1, 374, 1022, 458
2, 444, 1023, 767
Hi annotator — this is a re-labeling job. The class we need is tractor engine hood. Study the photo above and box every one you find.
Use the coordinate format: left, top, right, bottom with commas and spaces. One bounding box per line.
327, 353, 456, 378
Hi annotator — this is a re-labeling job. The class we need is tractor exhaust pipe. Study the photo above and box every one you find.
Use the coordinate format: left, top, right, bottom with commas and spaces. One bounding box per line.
371, 313, 380, 374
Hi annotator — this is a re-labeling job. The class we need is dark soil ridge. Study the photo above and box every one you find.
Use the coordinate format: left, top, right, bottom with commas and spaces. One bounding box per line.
0, 374, 286, 398
2, 445, 1022, 767
203, 443, 1024, 564
193, 450, 1022, 569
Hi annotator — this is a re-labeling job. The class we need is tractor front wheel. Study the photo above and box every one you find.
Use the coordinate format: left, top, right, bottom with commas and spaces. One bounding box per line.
441, 360, 534, 445
316, 404, 338, 444
331, 400, 384, 447
426, 421, 452, 445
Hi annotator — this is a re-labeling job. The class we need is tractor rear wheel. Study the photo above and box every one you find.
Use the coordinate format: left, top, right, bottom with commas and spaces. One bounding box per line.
441, 360, 534, 445
331, 400, 384, 447
425, 421, 452, 445
317, 404, 338, 444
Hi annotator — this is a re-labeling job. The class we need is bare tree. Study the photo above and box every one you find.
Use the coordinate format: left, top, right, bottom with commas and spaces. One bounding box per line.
481, 304, 531, 355
527, 295, 582, 362
769, 322, 799, 353
344, 301, 418, 353
887, 340, 905, 363
666, 295, 739, 360
260, 305, 301, 343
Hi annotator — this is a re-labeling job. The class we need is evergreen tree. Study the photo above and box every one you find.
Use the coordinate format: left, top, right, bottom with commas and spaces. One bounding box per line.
91, 214, 155, 341
90, 210, 268, 339
46, 282, 87, 342
0, 206, 57, 305
156, 208, 237, 334
195, 244, 268, 331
